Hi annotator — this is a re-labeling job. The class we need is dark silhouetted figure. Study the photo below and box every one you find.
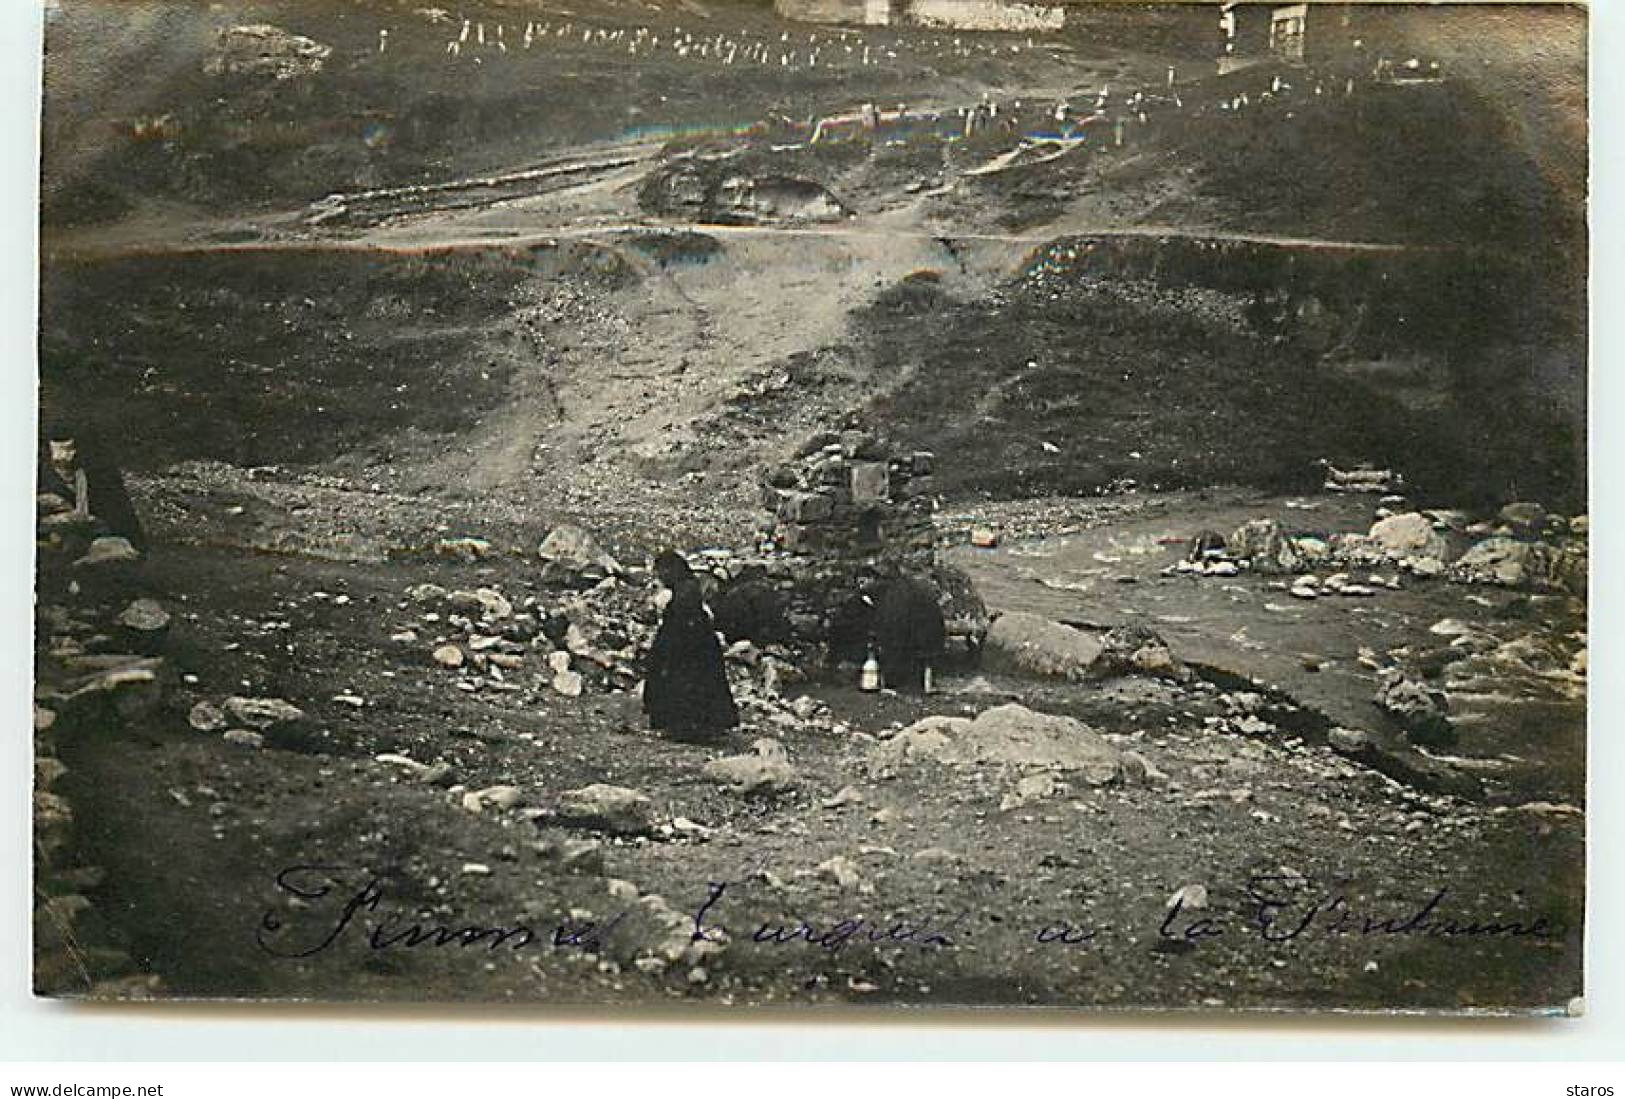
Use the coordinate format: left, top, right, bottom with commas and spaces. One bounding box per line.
871, 575, 946, 693
1186, 530, 1227, 562
41, 427, 146, 550
711, 565, 790, 646
826, 590, 876, 669
643, 550, 738, 742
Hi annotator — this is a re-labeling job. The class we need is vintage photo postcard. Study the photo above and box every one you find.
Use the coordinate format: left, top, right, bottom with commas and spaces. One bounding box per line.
32, 0, 1586, 1013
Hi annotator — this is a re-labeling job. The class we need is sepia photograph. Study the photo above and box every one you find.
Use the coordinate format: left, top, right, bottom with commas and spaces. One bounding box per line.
30, 0, 1587, 1014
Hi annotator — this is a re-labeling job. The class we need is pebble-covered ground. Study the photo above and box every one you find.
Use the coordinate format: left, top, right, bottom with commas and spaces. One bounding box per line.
35, 0, 1585, 1016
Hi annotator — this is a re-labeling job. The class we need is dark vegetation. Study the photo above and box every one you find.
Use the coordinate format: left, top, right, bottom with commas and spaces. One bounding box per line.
39, 248, 535, 469
856, 236, 1583, 511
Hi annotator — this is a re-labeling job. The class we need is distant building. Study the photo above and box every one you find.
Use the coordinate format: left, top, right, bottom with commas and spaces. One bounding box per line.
1217, 1, 1367, 74
774, 0, 896, 27
775, 0, 1064, 32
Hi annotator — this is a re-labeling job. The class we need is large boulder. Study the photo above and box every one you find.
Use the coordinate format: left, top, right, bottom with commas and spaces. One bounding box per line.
982, 611, 1103, 681
932, 564, 991, 648
958, 704, 1123, 782
1227, 519, 1307, 574
870, 706, 1121, 784
1452, 537, 1585, 594
1368, 512, 1450, 562
537, 525, 621, 586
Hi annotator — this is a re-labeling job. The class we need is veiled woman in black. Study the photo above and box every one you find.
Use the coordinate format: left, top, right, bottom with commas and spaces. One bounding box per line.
872, 574, 946, 693
643, 550, 739, 742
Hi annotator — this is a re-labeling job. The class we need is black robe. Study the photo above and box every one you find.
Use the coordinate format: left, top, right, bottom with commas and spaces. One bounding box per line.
872, 577, 946, 693
643, 582, 739, 738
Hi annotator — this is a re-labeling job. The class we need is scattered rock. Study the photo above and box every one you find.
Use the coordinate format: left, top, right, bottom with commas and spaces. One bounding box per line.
535, 837, 606, 875
462, 785, 525, 812
474, 588, 513, 620
432, 644, 465, 669
1506, 801, 1583, 819
970, 527, 1000, 548
1325, 724, 1482, 799
51, 660, 165, 722
1228, 519, 1306, 574
1454, 536, 1584, 594
1167, 883, 1209, 910
1374, 669, 1453, 745
1498, 501, 1548, 535
222, 696, 306, 731
820, 785, 864, 809
1327, 726, 1373, 755
435, 537, 492, 562
1400, 554, 1447, 578
815, 855, 865, 890
206, 24, 332, 80
221, 729, 264, 749
1120, 750, 1170, 787
376, 752, 430, 777
114, 599, 170, 654
552, 669, 584, 698
1000, 771, 1061, 811
36, 756, 68, 788
1097, 625, 1190, 682
703, 738, 796, 795
187, 700, 227, 733
418, 762, 456, 787
73, 536, 141, 569
867, 715, 970, 772
538, 525, 621, 585
555, 784, 656, 835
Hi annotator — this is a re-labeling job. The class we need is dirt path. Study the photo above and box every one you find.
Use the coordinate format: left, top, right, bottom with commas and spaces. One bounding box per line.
52, 216, 1438, 262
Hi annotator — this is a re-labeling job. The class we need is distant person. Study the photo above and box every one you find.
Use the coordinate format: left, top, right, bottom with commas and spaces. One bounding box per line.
1186, 530, 1228, 563
827, 586, 877, 671
871, 574, 946, 693
643, 550, 738, 742
41, 424, 145, 550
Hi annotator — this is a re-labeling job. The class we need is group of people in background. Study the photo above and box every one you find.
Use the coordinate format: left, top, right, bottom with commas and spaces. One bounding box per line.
642, 551, 947, 743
